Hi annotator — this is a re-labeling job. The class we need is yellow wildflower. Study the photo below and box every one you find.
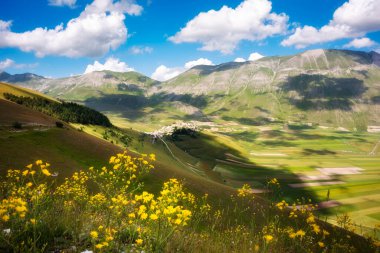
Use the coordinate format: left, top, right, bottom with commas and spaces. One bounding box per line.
263, 234, 273, 243
2, 215, 10, 222
312, 224, 321, 234
150, 213, 158, 220
237, 184, 253, 197
15, 206, 27, 212
140, 213, 148, 220
136, 238, 143, 245
296, 230, 305, 237
306, 215, 315, 223
41, 169, 51, 176
95, 244, 104, 249
90, 231, 98, 239
318, 241, 325, 248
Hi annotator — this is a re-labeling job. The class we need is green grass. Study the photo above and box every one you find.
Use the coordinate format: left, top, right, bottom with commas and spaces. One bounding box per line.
0, 127, 120, 180
0, 82, 58, 102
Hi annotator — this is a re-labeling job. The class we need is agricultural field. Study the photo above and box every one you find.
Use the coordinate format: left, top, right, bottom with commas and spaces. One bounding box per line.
166, 120, 380, 235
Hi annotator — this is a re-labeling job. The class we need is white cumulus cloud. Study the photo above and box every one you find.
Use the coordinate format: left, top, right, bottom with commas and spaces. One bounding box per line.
233, 52, 264, 62
184, 58, 213, 69
129, 46, 153, 54
84, 57, 134, 73
344, 37, 376, 48
248, 52, 264, 61
282, 0, 380, 48
49, 0, 77, 8
151, 65, 184, 82
169, 0, 288, 54
0, 0, 143, 57
151, 58, 214, 81
0, 59, 15, 70
234, 57, 246, 62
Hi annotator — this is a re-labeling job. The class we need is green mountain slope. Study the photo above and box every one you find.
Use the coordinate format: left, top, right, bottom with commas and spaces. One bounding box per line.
2, 49, 380, 129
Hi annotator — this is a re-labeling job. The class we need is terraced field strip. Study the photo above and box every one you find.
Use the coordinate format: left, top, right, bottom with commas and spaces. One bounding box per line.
337, 193, 380, 205
289, 181, 344, 188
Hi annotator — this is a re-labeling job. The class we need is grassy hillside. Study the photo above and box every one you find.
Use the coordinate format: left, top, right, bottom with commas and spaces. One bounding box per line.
0, 82, 57, 102
0, 82, 233, 198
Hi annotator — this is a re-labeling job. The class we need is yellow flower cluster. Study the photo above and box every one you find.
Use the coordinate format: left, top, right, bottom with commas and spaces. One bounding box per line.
287, 228, 306, 239
276, 200, 288, 210
89, 193, 107, 208
0, 197, 28, 221
280, 200, 329, 247
237, 184, 254, 198
27, 160, 54, 177
56, 171, 89, 203
129, 179, 193, 227
89, 225, 117, 250
0, 153, 203, 252
89, 151, 155, 195
268, 178, 280, 186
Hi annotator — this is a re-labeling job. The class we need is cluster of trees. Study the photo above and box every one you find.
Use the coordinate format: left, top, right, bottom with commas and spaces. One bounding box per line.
170, 127, 198, 141
102, 128, 133, 147
4, 93, 112, 127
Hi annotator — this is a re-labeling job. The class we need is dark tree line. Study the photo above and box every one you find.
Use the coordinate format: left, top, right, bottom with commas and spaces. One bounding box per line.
4, 93, 112, 127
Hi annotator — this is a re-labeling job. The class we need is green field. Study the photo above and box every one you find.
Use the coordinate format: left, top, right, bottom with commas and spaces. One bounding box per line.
164, 121, 380, 234
100, 115, 380, 235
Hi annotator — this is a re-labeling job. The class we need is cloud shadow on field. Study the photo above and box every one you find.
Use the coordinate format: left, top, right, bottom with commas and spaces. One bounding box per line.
282, 74, 367, 111
84, 92, 210, 122
170, 131, 335, 213
193, 61, 248, 76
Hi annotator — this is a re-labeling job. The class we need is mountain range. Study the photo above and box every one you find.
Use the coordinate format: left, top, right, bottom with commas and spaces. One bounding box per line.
2, 49, 380, 130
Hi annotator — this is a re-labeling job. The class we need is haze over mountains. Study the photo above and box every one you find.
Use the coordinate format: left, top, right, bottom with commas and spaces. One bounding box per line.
2, 49, 380, 129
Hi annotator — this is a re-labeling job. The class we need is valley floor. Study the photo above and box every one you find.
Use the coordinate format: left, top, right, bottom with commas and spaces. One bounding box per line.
101, 118, 380, 237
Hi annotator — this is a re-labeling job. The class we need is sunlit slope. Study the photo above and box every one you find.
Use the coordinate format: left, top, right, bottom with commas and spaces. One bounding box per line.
0, 82, 58, 102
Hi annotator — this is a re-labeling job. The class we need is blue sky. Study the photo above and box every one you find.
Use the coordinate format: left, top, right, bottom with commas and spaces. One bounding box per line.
0, 0, 379, 80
